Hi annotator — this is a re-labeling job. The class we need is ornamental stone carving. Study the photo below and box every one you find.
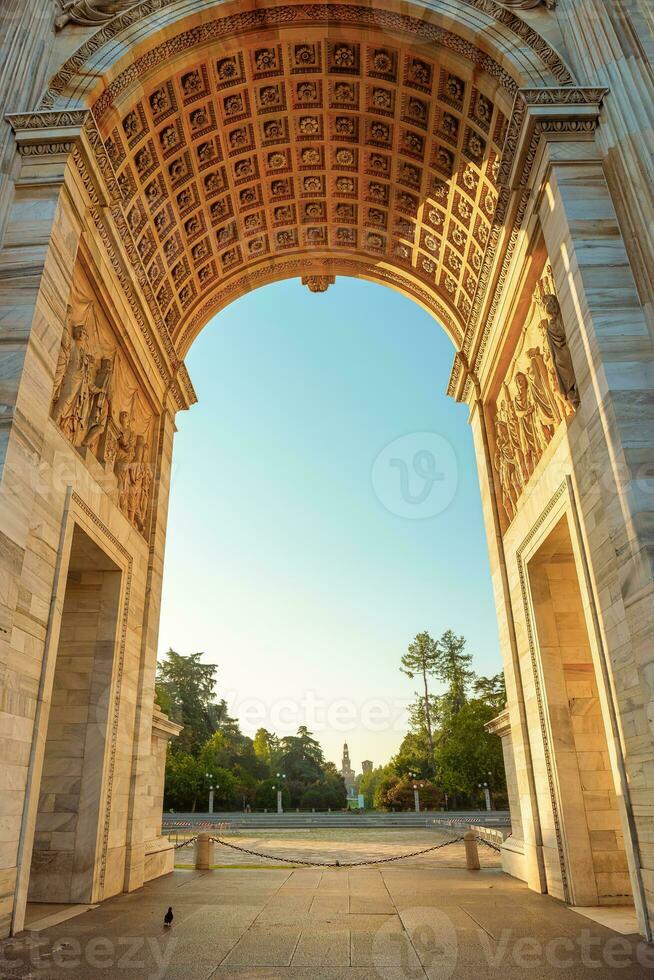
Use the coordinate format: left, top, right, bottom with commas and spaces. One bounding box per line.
302, 275, 336, 293
51, 281, 154, 535
500, 0, 556, 9
55, 0, 137, 31
491, 267, 574, 524
542, 294, 580, 409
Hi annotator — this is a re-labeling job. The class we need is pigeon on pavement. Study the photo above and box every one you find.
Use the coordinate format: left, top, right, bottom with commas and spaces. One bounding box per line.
164, 907, 173, 928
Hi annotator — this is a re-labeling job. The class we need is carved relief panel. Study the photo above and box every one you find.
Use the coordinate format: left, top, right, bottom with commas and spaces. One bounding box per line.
51, 270, 155, 536
490, 263, 578, 526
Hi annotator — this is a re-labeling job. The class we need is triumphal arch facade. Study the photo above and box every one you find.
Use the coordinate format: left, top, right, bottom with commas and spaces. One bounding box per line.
0, 0, 652, 939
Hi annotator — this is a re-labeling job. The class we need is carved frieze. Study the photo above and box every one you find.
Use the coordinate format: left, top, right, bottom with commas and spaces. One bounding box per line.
55, 0, 137, 31
51, 277, 154, 536
500, 1, 556, 8
491, 266, 578, 525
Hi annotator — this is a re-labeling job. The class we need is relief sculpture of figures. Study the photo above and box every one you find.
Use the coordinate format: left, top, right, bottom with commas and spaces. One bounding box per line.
542, 294, 580, 409
491, 277, 574, 526
55, 0, 137, 31
500, 0, 556, 9
127, 435, 152, 532
114, 410, 135, 517
50, 295, 153, 537
82, 356, 114, 451
493, 419, 522, 522
51, 323, 93, 443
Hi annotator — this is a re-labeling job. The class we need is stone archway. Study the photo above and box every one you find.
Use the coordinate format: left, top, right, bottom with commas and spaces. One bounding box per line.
0, 0, 653, 943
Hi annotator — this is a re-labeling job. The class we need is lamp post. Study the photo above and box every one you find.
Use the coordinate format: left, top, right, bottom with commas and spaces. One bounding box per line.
478, 781, 491, 812
273, 772, 286, 814
205, 772, 217, 815
409, 772, 424, 812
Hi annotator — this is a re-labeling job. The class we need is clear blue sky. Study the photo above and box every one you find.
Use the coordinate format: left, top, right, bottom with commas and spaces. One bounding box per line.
158, 277, 502, 771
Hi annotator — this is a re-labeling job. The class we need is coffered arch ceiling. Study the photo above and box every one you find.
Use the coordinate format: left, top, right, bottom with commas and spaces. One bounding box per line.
65, 1, 573, 355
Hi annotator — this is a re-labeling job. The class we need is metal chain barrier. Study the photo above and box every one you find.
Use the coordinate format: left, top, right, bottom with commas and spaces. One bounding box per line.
173, 835, 199, 849
208, 835, 466, 868
477, 837, 501, 852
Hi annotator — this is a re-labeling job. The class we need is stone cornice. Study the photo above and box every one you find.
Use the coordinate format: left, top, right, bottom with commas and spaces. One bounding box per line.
6, 110, 197, 413
152, 705, 183, 740
484, 707, 510, 737
446, 87, 608, 403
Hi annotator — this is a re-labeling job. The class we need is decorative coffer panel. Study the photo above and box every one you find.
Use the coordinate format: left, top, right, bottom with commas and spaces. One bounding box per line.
94, 34, 509, 344
51, 267, 155, 535
490, 263, 579, 526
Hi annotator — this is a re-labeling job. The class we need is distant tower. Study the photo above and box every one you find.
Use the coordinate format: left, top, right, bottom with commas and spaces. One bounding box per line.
362, 760, 373, 775
340, 742, 356, 797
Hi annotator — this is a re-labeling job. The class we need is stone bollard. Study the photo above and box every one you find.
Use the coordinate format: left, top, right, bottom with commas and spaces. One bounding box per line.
195, 832, 214, 871
464, 830, 480, 871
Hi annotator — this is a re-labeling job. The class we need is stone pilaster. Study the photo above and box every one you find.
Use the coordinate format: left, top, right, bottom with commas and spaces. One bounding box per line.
122, 403, 177, 893
467, 390, 547, 893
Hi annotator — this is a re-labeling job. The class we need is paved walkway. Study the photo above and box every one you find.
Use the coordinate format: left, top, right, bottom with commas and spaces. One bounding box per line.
2, 865, 653, 979
172, 828, 501, 870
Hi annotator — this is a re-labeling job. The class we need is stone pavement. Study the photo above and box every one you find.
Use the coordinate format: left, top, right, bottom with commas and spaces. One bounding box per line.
2, 866, 653, 979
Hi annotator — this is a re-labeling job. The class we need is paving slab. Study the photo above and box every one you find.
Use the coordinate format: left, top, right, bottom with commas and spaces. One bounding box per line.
291, 925, 351, 965
2, 859, 653, 979
220, 925, 302, 967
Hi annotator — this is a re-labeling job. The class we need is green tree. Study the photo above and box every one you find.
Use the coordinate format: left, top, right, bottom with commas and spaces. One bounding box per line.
386, 778, 443, 811
434, 630, 474, 716
374, 771, 401, 810
434, 699, 505, 804
359, 764, 392, 809
253, 728, 280, 775
278, 726, 325, 783
156, 649, 219, 755
163, 751, 204, 810
392, 731, 433, 779
255, 777, 291, 811
400, 632, 439, 771
472, 673, 506, 714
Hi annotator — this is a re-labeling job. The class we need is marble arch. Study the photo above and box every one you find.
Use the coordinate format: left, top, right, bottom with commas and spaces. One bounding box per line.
0, 0, 653, 944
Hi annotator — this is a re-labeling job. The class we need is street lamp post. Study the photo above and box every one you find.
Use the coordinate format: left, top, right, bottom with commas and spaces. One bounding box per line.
274, 772, 286, 814
409, 772, 424, 813
478, 782, 491, 812
205, 772, 217, 815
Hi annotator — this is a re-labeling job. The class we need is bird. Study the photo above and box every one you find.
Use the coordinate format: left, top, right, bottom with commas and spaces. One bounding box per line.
163, 906, 173, 928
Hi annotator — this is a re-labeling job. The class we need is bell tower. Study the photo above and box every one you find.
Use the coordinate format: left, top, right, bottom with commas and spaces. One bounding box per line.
340, 742, 356, 797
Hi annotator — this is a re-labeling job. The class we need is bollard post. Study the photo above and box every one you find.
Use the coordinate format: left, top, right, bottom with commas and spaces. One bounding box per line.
464, 830, 480, 871
195, 832, 214, 871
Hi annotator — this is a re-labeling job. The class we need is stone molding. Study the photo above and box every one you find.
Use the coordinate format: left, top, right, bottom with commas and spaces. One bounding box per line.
152, 705, 183, 741
177, 255, 464, 353
514, 479, 569, 901
484, 707, 511, 737
40, 0, 574, 112
6, 111, 197, 413
70, 492, 134, 896
447, 87, 607, 402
